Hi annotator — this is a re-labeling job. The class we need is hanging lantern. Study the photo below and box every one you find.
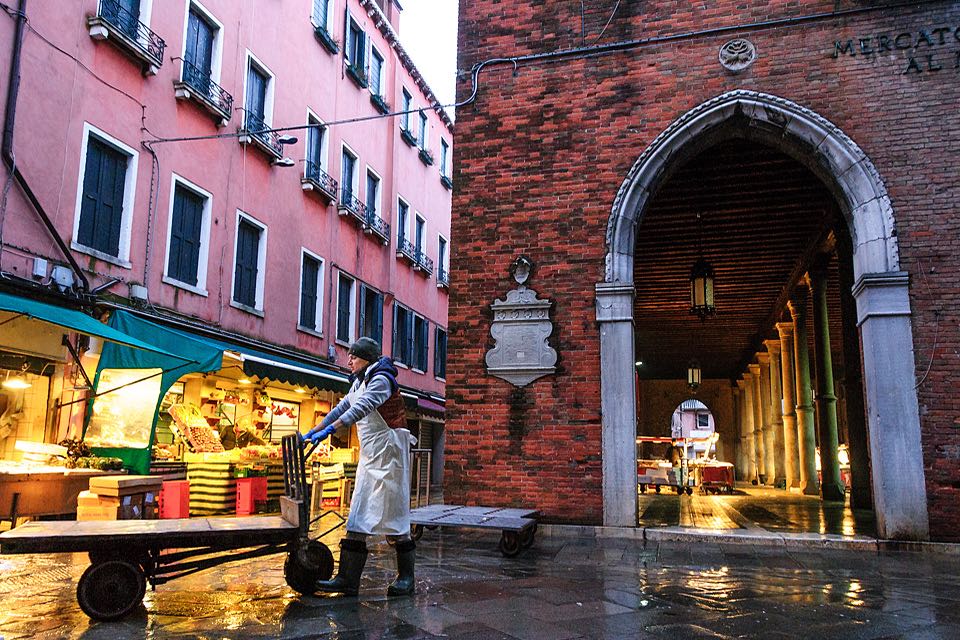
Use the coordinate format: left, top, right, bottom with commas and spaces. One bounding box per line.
687, 360, 702, 392
689, 257, 715, 320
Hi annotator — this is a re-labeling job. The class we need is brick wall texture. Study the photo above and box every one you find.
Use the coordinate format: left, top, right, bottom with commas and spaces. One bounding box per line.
446, 0, 960, 538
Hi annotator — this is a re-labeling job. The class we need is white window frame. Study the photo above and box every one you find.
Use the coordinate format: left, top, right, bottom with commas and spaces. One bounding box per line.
440, 139, 450, 178
71, 122, 139, 268
341, 142, 360, 197
365, 165, 383, 218
305, 108, 329, 176
369, 45, 385, 96
230, 209, 268, 314
242, 49, 276, 126
396, 196, 410, 244
344, 11, 366, 69
297, 248, 325, 335
438, 233, 449, 272
418, 110, 429, 149
336, 271, 357, 345
310, 0, 334, 34
161, 173, 213, 296
414, 213, 426, 254
400, 88, 412, 131
179, 1, 224, 84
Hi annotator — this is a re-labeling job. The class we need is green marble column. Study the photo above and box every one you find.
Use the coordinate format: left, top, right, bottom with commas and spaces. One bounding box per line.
809, 266, 845, 502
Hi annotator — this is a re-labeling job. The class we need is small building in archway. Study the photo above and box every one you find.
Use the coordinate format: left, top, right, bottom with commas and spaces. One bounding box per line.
447, 1, 960, 541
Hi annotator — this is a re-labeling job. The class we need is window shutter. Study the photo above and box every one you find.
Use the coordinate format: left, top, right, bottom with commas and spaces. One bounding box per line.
392, 303, 399, 360
234, 220, 259, 307
405, 313, 414, 367
358, 284, 368, 338
374, 292, 383, 345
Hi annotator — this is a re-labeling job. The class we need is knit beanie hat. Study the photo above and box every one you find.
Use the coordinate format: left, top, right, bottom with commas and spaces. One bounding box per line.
349, 337, 381, 362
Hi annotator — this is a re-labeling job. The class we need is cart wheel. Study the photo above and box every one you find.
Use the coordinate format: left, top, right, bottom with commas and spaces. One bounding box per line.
519, 524, 537, 550
411, 524, 424, 541
499, 531, 521, 557
284, 540, 334, 595
639, 484, 646, 494
655, 485, 661, 494
686, 486, 693, 496
77, 560, 146, 622
425, 525, 439, 530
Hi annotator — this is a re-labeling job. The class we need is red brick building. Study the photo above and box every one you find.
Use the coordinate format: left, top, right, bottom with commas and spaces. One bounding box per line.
447, 0, 960, 541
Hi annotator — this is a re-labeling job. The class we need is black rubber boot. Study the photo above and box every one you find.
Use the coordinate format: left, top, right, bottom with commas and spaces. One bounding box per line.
315, 539, 367, 596
387, 539, 415, 596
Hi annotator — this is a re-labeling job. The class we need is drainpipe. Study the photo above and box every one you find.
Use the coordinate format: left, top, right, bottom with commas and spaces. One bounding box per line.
2, 0, 89, 292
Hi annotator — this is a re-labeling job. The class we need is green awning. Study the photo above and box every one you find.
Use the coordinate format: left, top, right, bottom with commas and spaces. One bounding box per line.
0, 291, 188, 361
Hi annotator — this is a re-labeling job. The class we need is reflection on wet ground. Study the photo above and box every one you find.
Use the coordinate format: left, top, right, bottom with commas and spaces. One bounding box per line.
1, 518, 958, 639
639, 483, 877, 537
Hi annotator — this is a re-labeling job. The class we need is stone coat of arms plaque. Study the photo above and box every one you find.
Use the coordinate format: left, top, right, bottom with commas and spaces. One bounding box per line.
485, 258, 558, 387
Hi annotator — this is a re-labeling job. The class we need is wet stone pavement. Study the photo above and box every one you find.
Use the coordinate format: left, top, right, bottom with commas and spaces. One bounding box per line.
2, 523, 960, 640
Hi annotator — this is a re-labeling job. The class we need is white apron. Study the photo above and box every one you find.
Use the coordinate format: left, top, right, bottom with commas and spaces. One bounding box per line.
345, 377, 416, 535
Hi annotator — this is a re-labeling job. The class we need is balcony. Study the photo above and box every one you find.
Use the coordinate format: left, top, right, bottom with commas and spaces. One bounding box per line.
314, 26, 339, 54
301, 161, 338, 203
396, 237, 434, 275
338, 188, 368, 225
370, 94, 390, 114
238, 112, 283, 160
87, 0, 165, 75
364, 209, 390, 245
418, 148, 434, 166
346, 63, 368, 89
173, 59, 233, 126
437, 266, 449, 289
400, 128, 418, 147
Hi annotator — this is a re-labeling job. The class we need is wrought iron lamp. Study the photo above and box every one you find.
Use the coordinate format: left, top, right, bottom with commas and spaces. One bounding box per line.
689, 212, 716, 320
687, 360, 702, 392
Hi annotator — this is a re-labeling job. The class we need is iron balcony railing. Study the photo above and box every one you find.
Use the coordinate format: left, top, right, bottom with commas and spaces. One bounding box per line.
437, 266, 449, 287
338, 188, 367, 223
93, 0, 166, 69
241, 111, 283, 158
179, 58, 234, 121
303, 161, 338, 201
364, 209, 390, 243
397, 237, 434, 274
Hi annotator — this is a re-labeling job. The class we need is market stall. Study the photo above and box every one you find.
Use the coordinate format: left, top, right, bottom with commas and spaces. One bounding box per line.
85, 311, 356, 515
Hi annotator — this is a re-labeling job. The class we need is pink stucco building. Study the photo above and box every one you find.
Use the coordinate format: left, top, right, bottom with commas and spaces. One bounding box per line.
0, 0, 452, 481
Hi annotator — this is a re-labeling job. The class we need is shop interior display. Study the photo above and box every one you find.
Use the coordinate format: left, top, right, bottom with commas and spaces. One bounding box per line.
168, 404, 225, 453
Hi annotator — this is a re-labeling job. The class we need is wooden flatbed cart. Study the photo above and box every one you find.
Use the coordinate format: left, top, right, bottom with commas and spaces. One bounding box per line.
0, 436, 336, 622
409, 505, 539, 557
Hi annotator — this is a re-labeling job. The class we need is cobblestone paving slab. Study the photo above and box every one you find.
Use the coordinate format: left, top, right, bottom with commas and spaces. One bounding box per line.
2, 528, 960, 639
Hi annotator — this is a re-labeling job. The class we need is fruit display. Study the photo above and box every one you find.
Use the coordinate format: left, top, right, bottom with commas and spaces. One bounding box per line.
168, 404, 225, 453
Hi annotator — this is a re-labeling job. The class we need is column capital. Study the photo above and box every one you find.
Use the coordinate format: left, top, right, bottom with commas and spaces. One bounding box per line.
756, 352, 771, 365
852, 271, 911, 326
788, 294, 808, 319
763, 339, 781, 355
775, 321, 795, 338
736, 378, 747, 389
748, 363, 761, 375
595, 283, 635, 323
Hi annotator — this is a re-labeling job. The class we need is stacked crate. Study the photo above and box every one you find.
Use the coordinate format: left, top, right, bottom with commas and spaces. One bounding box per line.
77, 476, 163, 521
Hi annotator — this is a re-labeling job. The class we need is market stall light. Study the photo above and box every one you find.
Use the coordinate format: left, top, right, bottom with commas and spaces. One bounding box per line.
2, 372, 30, 390
238, 378, 252, 385
294, 387, 306, 394
689, 212, 716, 320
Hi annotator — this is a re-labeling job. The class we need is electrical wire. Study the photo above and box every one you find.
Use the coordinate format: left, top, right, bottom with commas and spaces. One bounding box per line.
914, 258, 941, 390
592, 0, 622, 44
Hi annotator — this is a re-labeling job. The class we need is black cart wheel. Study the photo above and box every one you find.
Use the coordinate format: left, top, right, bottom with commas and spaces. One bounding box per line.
499, 531, 521, 557
284, 539, 334, 595
77, 560, 146, 622
639, 483, 646, 493
519, 523, 537, 550
685, 486, 693, 495
411, 524, 424, 541
654, 485, 661, 494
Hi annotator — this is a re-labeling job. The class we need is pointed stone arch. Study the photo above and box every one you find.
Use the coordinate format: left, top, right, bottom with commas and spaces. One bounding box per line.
596, 90, 928, 540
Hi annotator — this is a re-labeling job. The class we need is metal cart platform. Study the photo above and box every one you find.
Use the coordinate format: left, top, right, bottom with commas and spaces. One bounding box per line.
409, 504, 539, 557
0, 435, 336, 622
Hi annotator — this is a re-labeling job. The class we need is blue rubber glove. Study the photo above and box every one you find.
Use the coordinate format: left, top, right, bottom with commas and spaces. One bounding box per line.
306, 423, 337, 444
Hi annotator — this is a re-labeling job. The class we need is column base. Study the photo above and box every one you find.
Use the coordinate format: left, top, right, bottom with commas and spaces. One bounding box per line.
849, 486, 872, 510
821, 483, 845, 502
802, 482, 820, 496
